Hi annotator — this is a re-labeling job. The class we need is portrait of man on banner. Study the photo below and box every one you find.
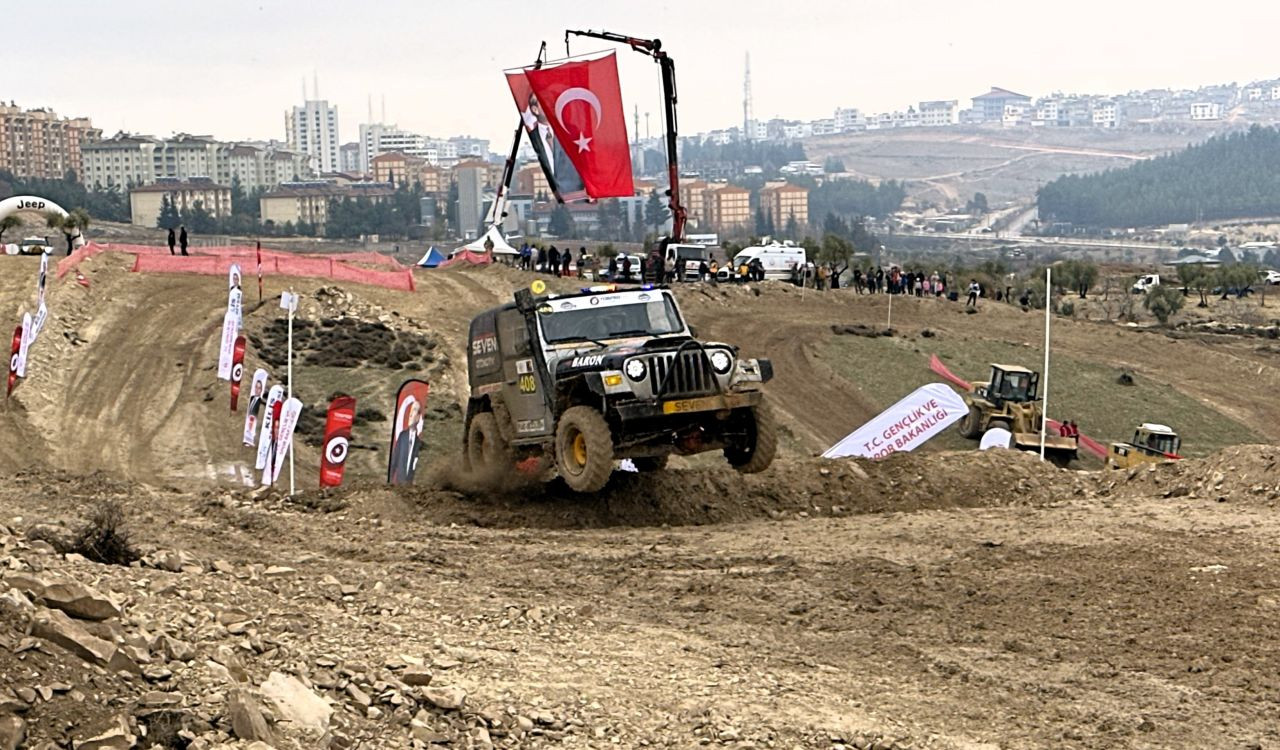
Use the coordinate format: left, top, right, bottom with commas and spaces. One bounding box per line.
507, 71, 586, 203
387, 379, 430, 486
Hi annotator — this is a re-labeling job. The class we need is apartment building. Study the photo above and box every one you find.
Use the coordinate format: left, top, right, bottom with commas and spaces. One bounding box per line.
0, 103, 101, 180
286, 99, 339, 173
260, 181, 395, 229
702, 184, 751, 233
759, 182, 810, 230
129, 178, 231, 227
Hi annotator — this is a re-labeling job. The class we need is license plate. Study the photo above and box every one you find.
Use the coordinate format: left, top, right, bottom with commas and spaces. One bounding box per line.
662, 395, 726, 414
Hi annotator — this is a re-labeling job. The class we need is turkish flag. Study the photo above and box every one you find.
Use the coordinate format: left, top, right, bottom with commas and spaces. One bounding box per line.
524, 53, 634, 199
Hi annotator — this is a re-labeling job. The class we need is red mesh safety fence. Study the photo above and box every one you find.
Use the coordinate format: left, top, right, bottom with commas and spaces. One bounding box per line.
62, 243, 416, 292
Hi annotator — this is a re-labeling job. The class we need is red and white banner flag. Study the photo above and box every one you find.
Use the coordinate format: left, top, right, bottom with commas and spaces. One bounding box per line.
256, 242, 263, 302
387, 379, 429, 485
243, 369, 269, 446
15, 313, 31, 378
524, 53, 634, 199
320, 395, 356, 488
6, 325, 20, 397
229, 336, 246, 411
264, 396, 303, 486
255, 384, 285, 470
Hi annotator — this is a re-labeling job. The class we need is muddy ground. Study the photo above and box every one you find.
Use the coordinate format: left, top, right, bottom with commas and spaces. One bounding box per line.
2, 252, 1280, 748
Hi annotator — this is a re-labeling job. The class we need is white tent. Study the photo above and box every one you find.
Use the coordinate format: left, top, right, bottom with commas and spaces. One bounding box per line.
450, 225, 518, 258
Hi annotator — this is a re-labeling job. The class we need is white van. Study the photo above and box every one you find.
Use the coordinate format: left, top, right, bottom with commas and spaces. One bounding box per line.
717, 240, 806, 282
1132, 274, 1160, 294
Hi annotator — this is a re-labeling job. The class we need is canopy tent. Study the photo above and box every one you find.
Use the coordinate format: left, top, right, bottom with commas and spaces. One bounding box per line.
416, 246, 446, 268
450, 224, 518, 258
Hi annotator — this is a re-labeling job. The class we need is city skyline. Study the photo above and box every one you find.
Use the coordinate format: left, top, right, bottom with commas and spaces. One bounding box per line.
10, 0, 1280, 150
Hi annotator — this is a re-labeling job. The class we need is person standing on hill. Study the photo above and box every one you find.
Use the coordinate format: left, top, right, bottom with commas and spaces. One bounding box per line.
967, 279, 980, 308
167, 227, 177, 256
621, 254, 632, 282
179, 226, 189, 256
562, 250, 572, 278
548, 246, 560, 276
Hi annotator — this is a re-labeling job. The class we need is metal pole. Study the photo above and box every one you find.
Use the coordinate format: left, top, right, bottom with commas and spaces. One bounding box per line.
287, 289, 295, 496
1040, 267, 1051, 461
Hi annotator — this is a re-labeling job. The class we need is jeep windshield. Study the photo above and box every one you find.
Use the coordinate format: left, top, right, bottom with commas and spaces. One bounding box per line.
539, 292, 686, 344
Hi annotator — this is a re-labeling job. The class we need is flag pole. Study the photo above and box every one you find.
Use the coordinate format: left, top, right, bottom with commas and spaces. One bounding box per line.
1040, 266, 1051, 461
287, 288, 295, 496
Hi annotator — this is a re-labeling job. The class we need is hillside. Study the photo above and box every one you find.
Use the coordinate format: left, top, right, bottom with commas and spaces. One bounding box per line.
1038, 125, 1280, 227
4, 250, 1280, 748
803, 125, 1218, 206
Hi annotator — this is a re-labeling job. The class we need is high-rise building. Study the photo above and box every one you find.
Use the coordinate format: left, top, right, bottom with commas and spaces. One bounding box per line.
454, 160, 487, 237
338, 142, 361, 174
0, 103, 101, 180
286, 92, 339, 174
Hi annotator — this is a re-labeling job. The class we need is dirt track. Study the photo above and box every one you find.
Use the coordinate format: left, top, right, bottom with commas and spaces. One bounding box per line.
4, 254, 1280, 748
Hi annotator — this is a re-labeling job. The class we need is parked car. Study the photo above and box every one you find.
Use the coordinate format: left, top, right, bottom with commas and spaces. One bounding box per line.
1131, 274, 1160, 294
1261, 270, 1280, 285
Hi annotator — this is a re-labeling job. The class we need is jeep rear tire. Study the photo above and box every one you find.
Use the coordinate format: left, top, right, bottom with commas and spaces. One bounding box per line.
467, 412, 511, 474
555, 406, 615, 492
725, 402, 777, 474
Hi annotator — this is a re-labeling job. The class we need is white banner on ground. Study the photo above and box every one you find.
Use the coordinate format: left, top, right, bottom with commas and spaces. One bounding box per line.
229, 263, 242, 291
822, 383, 968, 460
265, 397, 303, 485
243, 369, 269, 446
15, 313, 31, 377
980, 428, 1012, 450
255, 384, 285, 470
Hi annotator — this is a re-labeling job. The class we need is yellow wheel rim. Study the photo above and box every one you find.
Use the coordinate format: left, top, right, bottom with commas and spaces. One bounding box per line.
572, 433, 588, 467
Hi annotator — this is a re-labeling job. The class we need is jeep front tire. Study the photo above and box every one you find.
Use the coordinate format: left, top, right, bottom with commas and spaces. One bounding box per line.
555, 406, 615, 492
724, 402, 777, 474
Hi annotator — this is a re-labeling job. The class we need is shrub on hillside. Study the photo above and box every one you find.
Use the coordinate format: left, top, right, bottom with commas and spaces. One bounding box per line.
1144, 285, 1185, 325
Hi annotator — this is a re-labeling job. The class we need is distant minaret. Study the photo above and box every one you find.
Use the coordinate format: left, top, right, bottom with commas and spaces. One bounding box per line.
743, 52, 754, 142
313, 69, 319, 99
367, 94, 373, 124
634, 104, 640, 140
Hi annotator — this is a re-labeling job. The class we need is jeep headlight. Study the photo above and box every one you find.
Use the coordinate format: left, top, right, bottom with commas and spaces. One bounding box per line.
625, 358, 647, 381
708, 350, 733, 374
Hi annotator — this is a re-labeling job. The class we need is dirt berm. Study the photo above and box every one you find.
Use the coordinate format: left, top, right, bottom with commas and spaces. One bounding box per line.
296, 448, 1081, 529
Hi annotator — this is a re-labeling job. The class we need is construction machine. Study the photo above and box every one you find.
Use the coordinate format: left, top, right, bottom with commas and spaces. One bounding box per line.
955, 364, 1078, 465
1107, 423, 1182, 469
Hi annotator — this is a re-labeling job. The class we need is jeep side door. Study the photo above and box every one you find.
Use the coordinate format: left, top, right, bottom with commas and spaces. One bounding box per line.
497, 309, 555, 442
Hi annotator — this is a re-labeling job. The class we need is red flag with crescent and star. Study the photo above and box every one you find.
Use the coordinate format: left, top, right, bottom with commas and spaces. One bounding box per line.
524, 52, 634, 199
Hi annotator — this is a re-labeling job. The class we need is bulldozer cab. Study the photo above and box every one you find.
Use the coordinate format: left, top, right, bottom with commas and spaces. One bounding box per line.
987, 364, 1038, 405
1133, 424, 1181, 457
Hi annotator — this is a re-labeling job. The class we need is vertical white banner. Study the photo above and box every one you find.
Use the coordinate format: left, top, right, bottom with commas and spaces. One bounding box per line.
36, 252, 48, 310
228, 263, 242, 291
29, 301, 47, 342
243, 369, 269, 446
255, 384, 285, 470
15, 313, 32, 377
216, 308, 238, 380
227, 286, 243, 329
265, 397, 303, 485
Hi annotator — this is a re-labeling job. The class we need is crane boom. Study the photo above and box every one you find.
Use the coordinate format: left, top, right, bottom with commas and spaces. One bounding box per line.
565, 29, 686, 241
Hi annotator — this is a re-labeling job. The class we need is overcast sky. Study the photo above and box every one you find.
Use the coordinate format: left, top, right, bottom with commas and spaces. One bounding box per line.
11, 0, 1280, 148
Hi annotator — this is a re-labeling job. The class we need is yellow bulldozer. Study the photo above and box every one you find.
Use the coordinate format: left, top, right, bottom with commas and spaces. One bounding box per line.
955, 364, 1079, 465
1107, 423, 1182, 469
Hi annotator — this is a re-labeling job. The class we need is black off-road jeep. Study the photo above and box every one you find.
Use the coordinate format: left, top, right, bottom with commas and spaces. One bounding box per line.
464, 284, 776, 492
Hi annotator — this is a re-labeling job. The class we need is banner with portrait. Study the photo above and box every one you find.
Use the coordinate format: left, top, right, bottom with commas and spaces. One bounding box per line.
243, 369, 269, 446
387, 379, 430, 485
255, 384, 285, 470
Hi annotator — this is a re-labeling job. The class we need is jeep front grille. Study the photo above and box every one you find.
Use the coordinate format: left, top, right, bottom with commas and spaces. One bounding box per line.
648, 350, 717, 398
